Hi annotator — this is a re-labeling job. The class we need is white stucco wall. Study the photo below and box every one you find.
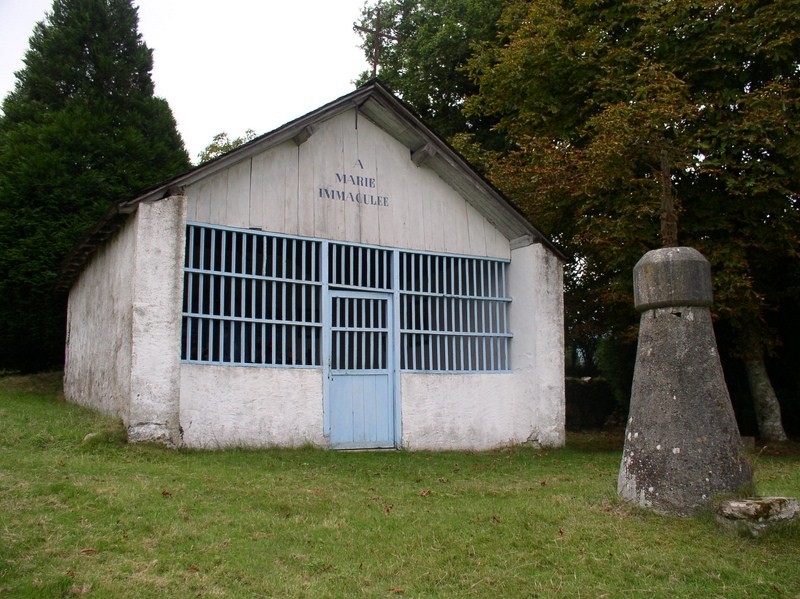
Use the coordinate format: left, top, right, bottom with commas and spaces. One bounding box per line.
508, 242, 565, 447
179, 364, 325, 448
401, 373, 521, 450
64, 216, 137, 419
401, 242, 565, 450
127, 196, 186, 445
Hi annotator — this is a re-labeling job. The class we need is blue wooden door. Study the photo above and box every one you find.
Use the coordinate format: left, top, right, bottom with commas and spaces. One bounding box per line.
329, 291, 395, 449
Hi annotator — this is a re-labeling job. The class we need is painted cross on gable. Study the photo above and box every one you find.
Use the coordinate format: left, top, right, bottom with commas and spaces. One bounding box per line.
354, 6, 399, 78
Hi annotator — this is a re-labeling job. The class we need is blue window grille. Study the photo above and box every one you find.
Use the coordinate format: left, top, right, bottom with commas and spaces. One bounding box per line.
181, 225, 510, 372
329, 242, 392, 290
399, 251, 510, 372
181, 224, 322, 366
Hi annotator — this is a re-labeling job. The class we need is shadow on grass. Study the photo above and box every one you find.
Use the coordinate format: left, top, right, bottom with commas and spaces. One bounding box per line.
566, 430, 624, 454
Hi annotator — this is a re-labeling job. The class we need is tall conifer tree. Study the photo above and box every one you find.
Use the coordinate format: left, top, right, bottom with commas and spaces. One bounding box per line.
0, 0, 190, 371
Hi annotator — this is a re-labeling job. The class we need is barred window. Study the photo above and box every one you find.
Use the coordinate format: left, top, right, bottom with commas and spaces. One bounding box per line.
399, 251, 511, 372
181, 224, 322, 366
329, 242, 392, 290
181, 226, 511, 373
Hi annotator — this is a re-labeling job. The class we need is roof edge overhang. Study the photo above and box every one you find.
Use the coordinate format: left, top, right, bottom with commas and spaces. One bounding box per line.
57, 79, 565, 291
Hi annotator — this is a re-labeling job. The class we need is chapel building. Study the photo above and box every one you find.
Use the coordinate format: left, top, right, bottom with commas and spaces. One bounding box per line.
61, 81, 565, 450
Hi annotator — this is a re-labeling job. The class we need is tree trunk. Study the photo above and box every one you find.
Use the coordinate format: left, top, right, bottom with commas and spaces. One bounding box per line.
659, 148, 678, 247
744, 357, 788, 442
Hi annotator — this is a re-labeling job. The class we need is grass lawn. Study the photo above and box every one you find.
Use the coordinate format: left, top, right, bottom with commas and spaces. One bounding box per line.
1, 373, 798, 598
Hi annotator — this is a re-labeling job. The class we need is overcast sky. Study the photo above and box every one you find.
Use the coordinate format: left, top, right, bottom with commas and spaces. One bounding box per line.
0, 0, 371, 162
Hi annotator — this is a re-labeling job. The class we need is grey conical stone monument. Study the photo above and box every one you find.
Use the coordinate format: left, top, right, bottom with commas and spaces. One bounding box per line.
618, 247, 752, 516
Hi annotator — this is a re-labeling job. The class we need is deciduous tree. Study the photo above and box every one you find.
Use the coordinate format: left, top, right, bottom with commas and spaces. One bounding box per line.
465, 0, 799, 440
355, 0, 504, 147
197, 129, 256, 164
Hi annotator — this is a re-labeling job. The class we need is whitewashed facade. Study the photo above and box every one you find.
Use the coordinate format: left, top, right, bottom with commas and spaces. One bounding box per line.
63, 82, 565, 450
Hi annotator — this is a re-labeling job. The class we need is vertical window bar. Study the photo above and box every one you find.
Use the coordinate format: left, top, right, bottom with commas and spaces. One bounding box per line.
197, 228, 206, 361
241, 276, 247, 360
218, 233, 226, 360
470, 257, 476, 297
492, 262, 499, 334
426, 260, 433, 369
271, 239, 277, 365
301, 243, 307, 362
368, 300, 380, 368
311, 245, 318, 365
209, 231, 217, 359
291, 238, 297, 281
359, 298, 365, 369
439, 256, 450, 370
471, 258, 478, 329
331, 297, 337, 368
290, 235, 296, 364
356, 248, 365, 287
384, 249, 389, 289
249, 236, 255, 360
311, 240, 317, 282
371, 250, 375, 289
401, 251, 407, 291
331, 243, 337, 286
479, 258, 486, 302
344, 297, 350, 370
492, 262, 496, 370
281, 241, 287, 365
451, 260, 457, 332
442, 258, 449, 370
410, 256, 416, 330
402, 299, 408, 369
229, 234, 237, 361
458, 261, 465, 368
220, 234, 227, 312
270, 236, 277, 279
425, 253, 431, 294
345, 243, 350, 285
261, 237, 267, 364
186, 229, 195, 360
481, 316, 487, 371
261, 234, 267, 277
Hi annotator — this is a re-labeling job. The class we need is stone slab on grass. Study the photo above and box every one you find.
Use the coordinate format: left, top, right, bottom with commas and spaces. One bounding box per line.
715, 497, 798, 536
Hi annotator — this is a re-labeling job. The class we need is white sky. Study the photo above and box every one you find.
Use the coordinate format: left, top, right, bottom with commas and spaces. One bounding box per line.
0, 0, 371, 162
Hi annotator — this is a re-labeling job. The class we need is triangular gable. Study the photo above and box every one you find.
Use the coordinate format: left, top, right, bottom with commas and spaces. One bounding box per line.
59, 80, 563, 289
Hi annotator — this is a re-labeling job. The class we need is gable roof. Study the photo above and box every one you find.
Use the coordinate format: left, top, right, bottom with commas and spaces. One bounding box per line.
58, 80, 564, 290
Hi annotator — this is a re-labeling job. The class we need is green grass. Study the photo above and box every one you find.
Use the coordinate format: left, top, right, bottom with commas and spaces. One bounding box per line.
1, 373, 798, 598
